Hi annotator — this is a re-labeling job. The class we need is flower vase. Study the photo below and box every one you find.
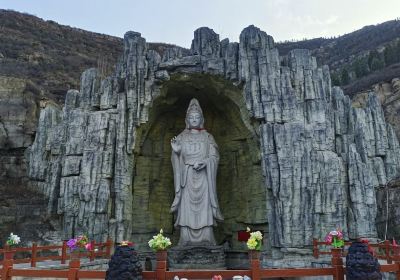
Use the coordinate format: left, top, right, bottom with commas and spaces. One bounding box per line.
4, 250, 15, 260
156, 250, 167, 261
248, 250, 261, 260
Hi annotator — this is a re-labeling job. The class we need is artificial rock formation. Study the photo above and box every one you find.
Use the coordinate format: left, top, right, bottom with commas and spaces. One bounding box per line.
346, 241, 382, 280
28, 26, 400, 258
352, 77, 400, 140
106, 245, 143, 280
376, 179, 400, 241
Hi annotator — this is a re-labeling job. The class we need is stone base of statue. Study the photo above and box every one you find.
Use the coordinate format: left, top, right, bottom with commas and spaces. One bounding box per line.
168, 245, 226, 269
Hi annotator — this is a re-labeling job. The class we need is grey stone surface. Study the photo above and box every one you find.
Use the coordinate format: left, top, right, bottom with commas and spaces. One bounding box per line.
191, 27, 221, 58
0, 77, 38, 149
168, 246, 226, 269
27, 25, 400, 262
376, 180, 400, 241
352, 77, 400, 141
0, 78, 41, 239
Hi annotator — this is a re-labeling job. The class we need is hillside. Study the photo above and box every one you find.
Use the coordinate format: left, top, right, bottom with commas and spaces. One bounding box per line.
2, 9, 400, 98
277, 19, 400, 95
0, 10, 124, 103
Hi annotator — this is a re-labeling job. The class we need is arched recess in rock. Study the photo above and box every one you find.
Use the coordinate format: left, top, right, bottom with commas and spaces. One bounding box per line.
131, 73, 267, 250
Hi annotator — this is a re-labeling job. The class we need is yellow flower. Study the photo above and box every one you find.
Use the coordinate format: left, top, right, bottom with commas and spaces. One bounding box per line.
247, 238, 257, 249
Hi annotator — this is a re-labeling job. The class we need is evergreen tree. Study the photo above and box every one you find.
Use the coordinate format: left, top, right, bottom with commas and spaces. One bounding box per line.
353, 57, 369, 78
370, 57, 384, 71
368, 50, 382, 69
331, 72, 341, 86
384, 44, 397, 65
341, 69, 350, 85
396, 41, 400, 62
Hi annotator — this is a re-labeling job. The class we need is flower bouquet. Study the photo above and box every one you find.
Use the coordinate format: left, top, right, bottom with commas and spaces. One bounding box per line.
4, 232, 20, 259
246, 227, 263, 250
148, 229, 171, 261
67, 234, 92, 259
148, 229, 171, 251
6, 232, 21, 247
246, 227, 263, 260
325, 229, 345, 248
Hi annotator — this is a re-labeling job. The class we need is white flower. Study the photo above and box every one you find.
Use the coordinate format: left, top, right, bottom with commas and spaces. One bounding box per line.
8, 233, 21, 245
250, 231, 263, 241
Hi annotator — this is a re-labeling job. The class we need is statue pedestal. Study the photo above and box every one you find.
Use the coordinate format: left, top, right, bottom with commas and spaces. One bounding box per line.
168, 245, 226, 269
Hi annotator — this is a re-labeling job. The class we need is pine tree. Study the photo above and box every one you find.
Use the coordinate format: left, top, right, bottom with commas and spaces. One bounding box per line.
331, 72, 341, 86
341, 69, 350, 85
353, 57, 369, 78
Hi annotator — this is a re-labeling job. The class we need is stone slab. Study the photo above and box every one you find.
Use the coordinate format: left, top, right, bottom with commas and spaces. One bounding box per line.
168, 245, 226, 269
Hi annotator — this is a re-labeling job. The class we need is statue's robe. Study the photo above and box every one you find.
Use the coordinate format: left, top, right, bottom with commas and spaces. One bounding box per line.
170, 129, 223, 245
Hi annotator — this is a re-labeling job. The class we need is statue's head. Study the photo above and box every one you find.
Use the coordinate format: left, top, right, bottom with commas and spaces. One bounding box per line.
185, 98, 204, 129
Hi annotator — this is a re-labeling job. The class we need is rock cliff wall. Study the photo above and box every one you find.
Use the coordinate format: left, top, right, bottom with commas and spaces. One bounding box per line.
0, 76, 61, 243
28, 26, 400, 256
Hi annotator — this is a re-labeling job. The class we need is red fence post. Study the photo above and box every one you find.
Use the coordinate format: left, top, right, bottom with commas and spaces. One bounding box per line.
31, 242, 38, 267
385, 240, 393, 264
313, 238, 319, 258
155, 251, 167, 280
89, 240, 95, 261
61, 240, 67, 264
1, 256, 14, 280
105, 239, 112, 258
4, 244, 10, 253
331, 248, 344, 280
395, 262, 400, 280
67, 259, 80, 280
250, 258, 261, 280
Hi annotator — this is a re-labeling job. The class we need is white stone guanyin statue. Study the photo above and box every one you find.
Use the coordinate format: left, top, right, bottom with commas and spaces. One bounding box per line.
170, 98, 223, 246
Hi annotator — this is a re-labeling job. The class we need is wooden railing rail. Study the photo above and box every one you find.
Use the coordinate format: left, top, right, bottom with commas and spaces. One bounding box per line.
2, 244, 400, 279
313, 238, 400, 262
0, 240, 113, 267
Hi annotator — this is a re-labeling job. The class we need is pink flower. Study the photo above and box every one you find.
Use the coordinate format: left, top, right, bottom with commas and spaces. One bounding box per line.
85, 243, 92, 250
325, 235, 332, 243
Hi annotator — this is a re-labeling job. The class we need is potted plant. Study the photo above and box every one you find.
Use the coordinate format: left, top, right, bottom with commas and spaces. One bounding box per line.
148, 229, 172, 261
246, 227, 263, 260
4, 232, 21, 259
66, 234, 92, 260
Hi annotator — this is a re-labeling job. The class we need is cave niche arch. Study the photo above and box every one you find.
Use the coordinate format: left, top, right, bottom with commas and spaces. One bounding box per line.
131, 73, 266, 250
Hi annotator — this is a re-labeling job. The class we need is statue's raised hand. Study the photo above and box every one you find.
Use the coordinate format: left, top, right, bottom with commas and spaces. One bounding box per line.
171, 136, 181, 153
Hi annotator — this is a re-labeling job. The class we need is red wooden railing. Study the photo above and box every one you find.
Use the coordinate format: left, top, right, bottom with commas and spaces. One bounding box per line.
2, 249, 400, 280
313, 238, 400, 263
1, 240, 400, 279
0, 239, 113, 267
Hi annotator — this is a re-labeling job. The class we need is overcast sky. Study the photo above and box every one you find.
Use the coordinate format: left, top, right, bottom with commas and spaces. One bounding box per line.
1, 0, 400, 48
